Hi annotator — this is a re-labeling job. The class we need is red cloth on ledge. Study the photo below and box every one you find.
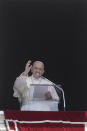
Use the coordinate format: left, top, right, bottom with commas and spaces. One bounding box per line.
4, 110, 86, 131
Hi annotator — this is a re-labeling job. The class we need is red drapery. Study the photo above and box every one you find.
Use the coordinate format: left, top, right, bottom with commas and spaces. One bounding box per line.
4, 110, 86, 131
15, 124, 84, 131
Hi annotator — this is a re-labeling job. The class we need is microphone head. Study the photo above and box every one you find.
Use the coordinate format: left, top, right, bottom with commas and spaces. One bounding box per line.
35, 73, 45, 79
35, 73, 41, 77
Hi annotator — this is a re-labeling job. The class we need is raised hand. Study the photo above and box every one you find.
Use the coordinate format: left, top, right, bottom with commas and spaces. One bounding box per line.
23, 60, 32, 76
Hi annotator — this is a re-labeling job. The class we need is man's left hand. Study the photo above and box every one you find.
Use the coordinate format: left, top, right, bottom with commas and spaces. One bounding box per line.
45, 91, 52, 100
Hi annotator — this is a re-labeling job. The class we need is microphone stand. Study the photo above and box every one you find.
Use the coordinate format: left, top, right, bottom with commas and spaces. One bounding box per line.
40, 75, 66, 111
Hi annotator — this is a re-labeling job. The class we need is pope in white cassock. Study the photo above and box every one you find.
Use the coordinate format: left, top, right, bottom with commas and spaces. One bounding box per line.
13, 60, 60, 111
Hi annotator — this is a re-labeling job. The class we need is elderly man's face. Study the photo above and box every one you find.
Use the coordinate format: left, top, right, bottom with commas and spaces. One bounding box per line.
31, 62, 44, 79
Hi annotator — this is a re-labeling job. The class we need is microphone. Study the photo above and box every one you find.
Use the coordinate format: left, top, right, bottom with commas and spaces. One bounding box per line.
35, 73, 47, 80
35, 73, 41, 77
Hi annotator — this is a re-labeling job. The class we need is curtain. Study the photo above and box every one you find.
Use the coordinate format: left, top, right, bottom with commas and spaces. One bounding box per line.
4, 110, 86, 131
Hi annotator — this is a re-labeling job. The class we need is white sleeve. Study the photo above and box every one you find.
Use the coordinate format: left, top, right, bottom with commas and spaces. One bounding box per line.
48, 86, 59, 101
13, 75, 29, 99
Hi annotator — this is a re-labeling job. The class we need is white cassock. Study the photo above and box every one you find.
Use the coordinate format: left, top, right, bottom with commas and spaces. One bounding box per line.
13, 75, 59, 111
